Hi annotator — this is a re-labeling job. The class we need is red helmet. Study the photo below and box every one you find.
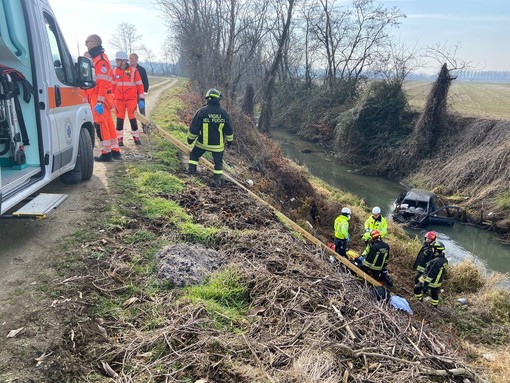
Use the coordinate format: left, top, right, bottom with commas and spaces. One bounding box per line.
425, 231, 437, 241
370, 230, 381, 239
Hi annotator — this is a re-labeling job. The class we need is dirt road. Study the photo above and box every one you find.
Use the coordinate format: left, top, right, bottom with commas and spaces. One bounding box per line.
0, 77, 177, 314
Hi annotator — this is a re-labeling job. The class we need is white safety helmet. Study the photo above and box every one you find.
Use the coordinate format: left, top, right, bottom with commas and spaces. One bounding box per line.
341, 207, 351, 215
372, 206, 381, 215
115, 51, 129, 60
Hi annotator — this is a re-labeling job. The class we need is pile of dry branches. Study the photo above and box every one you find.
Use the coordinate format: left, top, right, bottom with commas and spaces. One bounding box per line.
95, 219, 485, 382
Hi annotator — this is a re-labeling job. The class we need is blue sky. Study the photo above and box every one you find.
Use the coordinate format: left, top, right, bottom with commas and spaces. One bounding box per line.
48, 0, 167, 59
49, 0, 510, 74
379, 0, 510, 73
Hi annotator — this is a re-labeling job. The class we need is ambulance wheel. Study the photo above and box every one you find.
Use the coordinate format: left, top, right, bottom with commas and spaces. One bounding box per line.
59, 162, 82, 184
60, 128, 92, 184
79, 128, 94, 181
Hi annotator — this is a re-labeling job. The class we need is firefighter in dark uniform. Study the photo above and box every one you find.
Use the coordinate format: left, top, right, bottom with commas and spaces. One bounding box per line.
414, 241, 448, 308
355, 230, 393, 287
187, 88, 234, 186
412, 231, 437, 284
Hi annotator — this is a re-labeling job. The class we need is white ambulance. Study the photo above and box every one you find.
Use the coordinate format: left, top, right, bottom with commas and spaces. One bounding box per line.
0, 0, 95, 218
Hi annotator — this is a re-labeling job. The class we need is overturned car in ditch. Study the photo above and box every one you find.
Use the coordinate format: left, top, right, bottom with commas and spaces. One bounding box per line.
392, 189, 462, 228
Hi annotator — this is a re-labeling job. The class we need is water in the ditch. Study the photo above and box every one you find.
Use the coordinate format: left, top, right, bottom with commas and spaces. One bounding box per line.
271, 129, 510, 278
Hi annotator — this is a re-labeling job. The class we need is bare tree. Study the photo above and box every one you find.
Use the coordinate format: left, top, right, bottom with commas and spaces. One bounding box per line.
161, 36, 179, 76
307, 0, 403, 89
258, 0, 296, 132
337, 0, 403, 86
156, 0, 222, 91
425, 42, 470, 73
298, 0, 321, 88
312, 0, 348, 88
228, 1, 271, 102
139, 45, 158, 75
376, 41, 421, 85
109, 22, 143, 54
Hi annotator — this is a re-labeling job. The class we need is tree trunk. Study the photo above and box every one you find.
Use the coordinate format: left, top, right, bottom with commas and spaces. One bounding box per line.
257, 0, 295, 132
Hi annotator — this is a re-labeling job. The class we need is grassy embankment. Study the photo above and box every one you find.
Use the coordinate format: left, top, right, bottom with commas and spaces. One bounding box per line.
51, 79, 510, 382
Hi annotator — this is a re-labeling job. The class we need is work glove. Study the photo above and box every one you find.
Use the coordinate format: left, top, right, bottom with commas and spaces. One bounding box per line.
138, 100, 145, 109
345, 235, 350, 243
187, 137, 194, 145
226, 141, 232, 148
94, 103, 104, 115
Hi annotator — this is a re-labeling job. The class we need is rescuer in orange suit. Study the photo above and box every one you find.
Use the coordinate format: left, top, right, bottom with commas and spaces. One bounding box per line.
111, 51, 145, 146
86, 34, 121, 161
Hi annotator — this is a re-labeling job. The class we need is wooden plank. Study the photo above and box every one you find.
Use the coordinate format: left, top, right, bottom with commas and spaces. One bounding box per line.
135, 112, 383, 287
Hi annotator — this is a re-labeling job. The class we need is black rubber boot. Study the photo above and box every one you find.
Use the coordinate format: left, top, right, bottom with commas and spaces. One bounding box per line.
112, 150, 122, 160
188, 164, 197, 174
94, 152, 113, 162
381, 270, 394, 288
211, 173, 222, 187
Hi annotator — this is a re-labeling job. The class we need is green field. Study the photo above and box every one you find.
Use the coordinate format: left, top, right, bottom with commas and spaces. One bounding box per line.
404, 81, 510, 120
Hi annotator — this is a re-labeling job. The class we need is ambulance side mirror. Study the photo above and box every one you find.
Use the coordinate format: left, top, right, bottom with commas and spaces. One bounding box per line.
76, 56, 95, 89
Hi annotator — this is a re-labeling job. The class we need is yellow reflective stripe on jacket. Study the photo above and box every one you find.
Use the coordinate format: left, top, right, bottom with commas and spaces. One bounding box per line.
362, 248, 387, 271
202, 122, 209, 144
425, 265, 446, 287
195, 142, 225, 152
218, 123, 224, 146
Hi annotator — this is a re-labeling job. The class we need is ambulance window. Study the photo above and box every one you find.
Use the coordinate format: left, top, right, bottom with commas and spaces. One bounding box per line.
43, 13, 73, 85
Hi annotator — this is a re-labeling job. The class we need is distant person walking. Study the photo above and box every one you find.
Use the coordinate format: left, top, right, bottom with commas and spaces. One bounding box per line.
86, 34, 121, 161
187, 88, 233, 187
112, 51, 145, 146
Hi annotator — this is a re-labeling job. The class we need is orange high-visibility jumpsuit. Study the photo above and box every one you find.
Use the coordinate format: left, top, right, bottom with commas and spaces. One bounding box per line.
81, 87, 93, 104
90, 51, 120, 155
111, 66, 145, 141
